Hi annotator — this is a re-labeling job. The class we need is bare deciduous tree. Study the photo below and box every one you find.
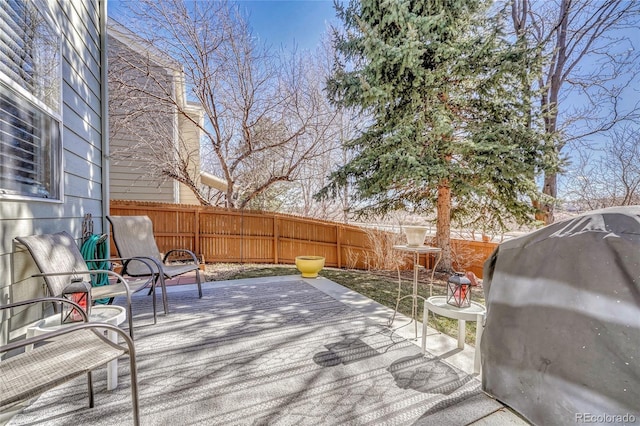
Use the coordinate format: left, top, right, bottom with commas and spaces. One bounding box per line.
109, 0, 339, 209
565, 125, 640, 210
509, 0, 640, 223
108, 28, 211, 204
288, 114, 358, 222
282, 37, 361, 222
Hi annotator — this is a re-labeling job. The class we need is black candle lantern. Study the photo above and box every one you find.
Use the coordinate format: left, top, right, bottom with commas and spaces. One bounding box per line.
61, 279, 92, 323
447, 272, 471, 308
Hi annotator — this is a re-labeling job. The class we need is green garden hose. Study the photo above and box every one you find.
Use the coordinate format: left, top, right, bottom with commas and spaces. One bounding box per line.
80, 233, 110, 304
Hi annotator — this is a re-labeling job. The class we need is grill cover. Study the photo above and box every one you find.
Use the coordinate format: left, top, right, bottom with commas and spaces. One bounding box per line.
481, 206, 640, 425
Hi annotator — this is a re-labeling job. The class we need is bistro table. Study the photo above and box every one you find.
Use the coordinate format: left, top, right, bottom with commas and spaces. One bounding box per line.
388, 245, 442, 339
26, 305, 127, 390
422, 296, 486, 374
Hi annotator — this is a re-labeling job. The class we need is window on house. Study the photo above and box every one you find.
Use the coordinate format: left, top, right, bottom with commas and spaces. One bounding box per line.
0, 0, 61, 200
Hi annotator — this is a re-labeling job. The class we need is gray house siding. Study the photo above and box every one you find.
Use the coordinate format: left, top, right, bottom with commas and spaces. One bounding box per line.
108, 27, 205, 205
108, 35, 177, 203
0, 0, 107, 344
178, 107, 202, 205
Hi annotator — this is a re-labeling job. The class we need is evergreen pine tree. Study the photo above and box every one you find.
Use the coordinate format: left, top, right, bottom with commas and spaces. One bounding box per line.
320, 0, 554, 270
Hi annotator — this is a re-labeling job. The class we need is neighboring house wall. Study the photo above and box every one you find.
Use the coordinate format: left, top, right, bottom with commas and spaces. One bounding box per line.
107, 35, 175, 203
179, 104, 203, 205
0, 0, 108, 344
108, 24, 204, 205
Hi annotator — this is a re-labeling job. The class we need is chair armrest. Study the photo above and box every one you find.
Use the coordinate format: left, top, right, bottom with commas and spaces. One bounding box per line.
89, 257, 156, 275
163, 249, 199, 265
120, 256, 163, 277
33, 270, 133, 294
91, 256, 157, 285
32, 258, 155, 291
1, 315, 134, 357
94, 256, 155, 266
1, 297, 89, 354
1, 296, 88, 320
33, 270, 128, 281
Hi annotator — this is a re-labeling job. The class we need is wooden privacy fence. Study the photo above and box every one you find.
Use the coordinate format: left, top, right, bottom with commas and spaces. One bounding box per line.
109, 200, 498, 278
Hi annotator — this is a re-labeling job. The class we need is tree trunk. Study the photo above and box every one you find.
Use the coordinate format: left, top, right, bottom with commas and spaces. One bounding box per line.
540, 172, 557, 224
436, 180, 452, 272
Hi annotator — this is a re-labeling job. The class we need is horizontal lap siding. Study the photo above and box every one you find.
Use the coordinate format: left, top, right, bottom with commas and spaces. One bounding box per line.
1, 0, 106, 344
108, 36, 180, 204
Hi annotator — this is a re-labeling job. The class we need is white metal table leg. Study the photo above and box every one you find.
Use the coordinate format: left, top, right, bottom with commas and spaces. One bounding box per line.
413, 251, 419, 339
457, 319, 466, 349
421, 304, 429, 352
474, 313, 484, 374
106, 327, 119, 390
390, 245, 442, 344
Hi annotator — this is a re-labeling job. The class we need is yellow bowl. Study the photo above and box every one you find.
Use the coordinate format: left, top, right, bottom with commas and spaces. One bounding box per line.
295, 256, 325, 278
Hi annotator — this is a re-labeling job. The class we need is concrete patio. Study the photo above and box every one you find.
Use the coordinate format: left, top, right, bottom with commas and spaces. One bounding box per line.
225, 275, 528, 425
164, 275, 528, 425
3, 275, 528, 425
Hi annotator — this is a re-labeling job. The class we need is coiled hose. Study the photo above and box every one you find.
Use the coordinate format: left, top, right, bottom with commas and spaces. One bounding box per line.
80, 233, 110, 304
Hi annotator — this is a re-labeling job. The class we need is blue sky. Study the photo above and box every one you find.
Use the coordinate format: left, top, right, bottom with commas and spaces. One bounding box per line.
236, 1, 338, 52
108, 0, 339, 53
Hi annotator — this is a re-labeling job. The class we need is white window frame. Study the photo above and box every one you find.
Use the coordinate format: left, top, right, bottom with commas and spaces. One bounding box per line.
0, 0, 63, 202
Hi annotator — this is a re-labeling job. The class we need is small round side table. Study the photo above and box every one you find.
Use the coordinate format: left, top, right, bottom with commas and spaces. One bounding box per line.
26, 305, 127, 390
422, 296, 486, 374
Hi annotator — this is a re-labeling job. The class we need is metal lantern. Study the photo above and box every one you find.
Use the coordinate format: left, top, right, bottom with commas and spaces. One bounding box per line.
61, 279, 91, 323
447, 272, 471, 308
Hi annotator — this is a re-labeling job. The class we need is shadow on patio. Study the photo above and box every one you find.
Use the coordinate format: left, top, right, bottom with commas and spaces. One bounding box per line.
5, 276, 524, 425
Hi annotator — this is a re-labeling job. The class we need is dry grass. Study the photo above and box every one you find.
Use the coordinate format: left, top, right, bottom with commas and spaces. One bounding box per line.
362, 228, 406, 270
204, 263, 485, 345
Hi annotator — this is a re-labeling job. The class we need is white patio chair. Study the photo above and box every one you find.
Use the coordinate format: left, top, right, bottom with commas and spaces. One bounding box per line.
0, 297, 140, 425
17, 232, 156, 338
107, 215, 203, 316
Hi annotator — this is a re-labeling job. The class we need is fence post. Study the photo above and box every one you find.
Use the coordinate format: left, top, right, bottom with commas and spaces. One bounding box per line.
336, 225, 342, 269
274, 215, 280, 264
194, 207, 200, 258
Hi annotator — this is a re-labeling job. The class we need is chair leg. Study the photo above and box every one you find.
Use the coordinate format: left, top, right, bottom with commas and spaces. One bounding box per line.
129, 350, 140, 425
126, 295, 134, 339
151, 279, 157, 325
196, 269, 203, 298
87, 372, 94, 408
120, 325, 140, 426
157, 274, 169, 315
